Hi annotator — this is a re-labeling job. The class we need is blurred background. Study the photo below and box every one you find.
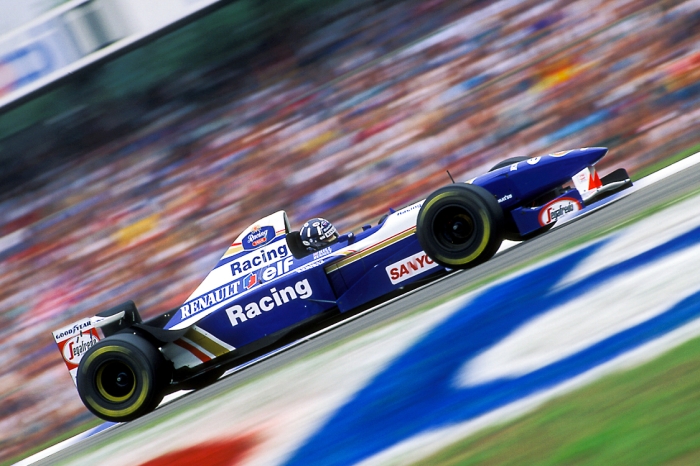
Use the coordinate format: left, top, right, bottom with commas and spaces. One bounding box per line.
1, 0, 700, 462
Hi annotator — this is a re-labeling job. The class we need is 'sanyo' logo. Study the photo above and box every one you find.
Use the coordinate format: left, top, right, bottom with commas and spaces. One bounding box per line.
539, 198, 582, 226
242, 225, 276, 250
386, 252, 439, 285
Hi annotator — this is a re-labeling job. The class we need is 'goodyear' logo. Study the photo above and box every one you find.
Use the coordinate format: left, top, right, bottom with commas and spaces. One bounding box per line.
53, 320, 93, 340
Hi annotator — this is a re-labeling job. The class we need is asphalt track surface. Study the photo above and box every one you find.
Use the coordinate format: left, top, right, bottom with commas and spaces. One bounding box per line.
36, 160, 700, 465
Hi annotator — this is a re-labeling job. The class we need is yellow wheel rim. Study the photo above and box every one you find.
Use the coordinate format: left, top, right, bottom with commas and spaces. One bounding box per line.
96, 361, 136, 403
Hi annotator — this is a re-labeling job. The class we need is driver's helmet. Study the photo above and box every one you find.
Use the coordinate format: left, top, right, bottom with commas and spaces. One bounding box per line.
300, 218, 338, 249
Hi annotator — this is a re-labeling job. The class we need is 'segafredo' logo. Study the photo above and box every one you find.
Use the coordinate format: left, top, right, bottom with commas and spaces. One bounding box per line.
386, 251, 439, 284
231, 243, 290, 277
539, 197, 583, 226
226, 279, 313, 326
61, 332, 99, 366
242, 225, 276, 250
53, 320, 93, 341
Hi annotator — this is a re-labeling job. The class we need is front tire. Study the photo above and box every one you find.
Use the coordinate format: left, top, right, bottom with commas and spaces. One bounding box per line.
77, 333, 169, 422
416, 184, 504, 269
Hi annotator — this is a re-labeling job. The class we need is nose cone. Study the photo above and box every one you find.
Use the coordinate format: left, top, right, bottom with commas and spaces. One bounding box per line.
564, 147, 608, 166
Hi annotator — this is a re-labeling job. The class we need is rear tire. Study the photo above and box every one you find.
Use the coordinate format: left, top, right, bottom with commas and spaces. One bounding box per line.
416, 184, 503, 269
77, 333, 170, 422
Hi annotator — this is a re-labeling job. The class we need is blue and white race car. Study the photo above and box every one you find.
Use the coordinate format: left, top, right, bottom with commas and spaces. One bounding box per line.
52, 147, 631, 422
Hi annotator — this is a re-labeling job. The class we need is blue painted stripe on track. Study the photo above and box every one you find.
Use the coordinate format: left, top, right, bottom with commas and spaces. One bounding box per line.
285, 226, 700, 466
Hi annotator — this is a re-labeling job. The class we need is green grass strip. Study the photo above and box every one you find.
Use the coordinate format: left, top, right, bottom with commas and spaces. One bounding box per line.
416, 334, 700, 466
3, 418, 102, 466
632, 142, 700, 181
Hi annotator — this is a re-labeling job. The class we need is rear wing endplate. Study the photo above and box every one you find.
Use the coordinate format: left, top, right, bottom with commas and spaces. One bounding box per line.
52, 317, 101, 386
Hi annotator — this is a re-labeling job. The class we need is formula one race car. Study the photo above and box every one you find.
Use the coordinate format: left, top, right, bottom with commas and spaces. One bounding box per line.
53, 147, 631, 422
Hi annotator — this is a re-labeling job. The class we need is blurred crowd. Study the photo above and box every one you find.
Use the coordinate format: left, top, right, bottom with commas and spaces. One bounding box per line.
3, 0, 700, 461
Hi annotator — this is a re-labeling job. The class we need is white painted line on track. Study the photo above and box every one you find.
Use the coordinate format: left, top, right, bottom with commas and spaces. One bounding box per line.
635, 150, 700, 189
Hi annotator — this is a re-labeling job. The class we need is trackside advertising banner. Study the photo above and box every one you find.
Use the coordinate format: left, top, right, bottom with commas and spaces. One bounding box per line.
0, 0, 222, 108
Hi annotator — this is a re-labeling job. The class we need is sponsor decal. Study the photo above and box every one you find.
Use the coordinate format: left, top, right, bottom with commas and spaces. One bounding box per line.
295, 258, 326, 273
498, 193, 513, 203
396, 202, 424, 216
181, 281, 241, 318
182, 254, 295, 320
53, 319, 93, 341
226, 279, 313, 326
52, 318, 101, 385
244, 272, 258, 290
386, 251, 440, 284
230, 243, 290, 276
242, 225, 276, 250
510, 163, 518, 171
527, 157, 541, 165
52, 317, 101, 373
539, 197, 583, 226
313, 247, 333, 260
60, 332, 99, 368
261, 257, 293, 281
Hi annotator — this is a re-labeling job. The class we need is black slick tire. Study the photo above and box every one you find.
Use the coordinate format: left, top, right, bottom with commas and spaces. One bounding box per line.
77, 333, 169, 422
416, 184, 504, 269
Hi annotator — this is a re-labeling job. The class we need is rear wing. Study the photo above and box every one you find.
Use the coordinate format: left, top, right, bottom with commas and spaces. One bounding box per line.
52, 317, 101, 386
